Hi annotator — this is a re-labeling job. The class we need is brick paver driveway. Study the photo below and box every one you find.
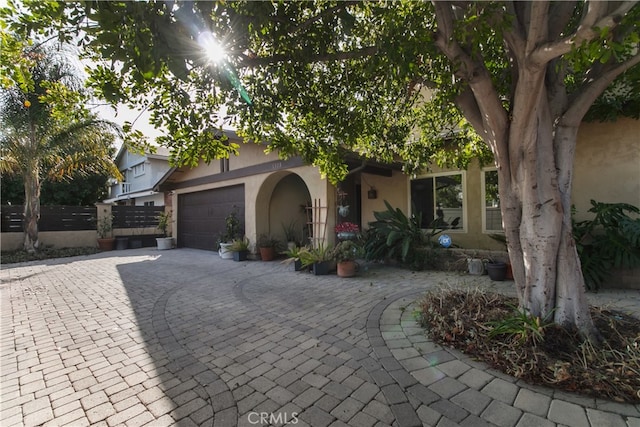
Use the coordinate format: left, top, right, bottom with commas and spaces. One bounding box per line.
2, 248, 639, 427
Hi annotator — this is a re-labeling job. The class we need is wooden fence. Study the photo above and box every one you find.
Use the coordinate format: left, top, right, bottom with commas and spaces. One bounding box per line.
1, 205, 164, 232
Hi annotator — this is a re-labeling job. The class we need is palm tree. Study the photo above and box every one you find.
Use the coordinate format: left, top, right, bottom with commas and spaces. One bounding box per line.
0, 43, 121, 253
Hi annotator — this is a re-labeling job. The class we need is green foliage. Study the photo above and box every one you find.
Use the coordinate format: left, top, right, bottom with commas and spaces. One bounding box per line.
488, 305, 551, 347
4, 1, 639, 185
573, 200, 640, 291
156, 211, 172, 238
363, 200, 441, 268
229, 237, 250, 252
1, 166, 112, 206
299, 242, 333, 268
257, 234, 279, 249
332, 240, 362, 263
97, 213, 113, 239
219, 209, 242, 244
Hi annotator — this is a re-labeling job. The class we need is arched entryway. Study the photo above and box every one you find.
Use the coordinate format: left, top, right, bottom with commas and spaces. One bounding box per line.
255, 172, 312, 246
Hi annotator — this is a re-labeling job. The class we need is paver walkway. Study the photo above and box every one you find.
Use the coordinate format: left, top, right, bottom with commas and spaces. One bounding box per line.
1, 248, 639, 427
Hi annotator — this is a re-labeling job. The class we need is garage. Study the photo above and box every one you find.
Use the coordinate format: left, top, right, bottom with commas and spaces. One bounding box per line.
177, 185, 245, 250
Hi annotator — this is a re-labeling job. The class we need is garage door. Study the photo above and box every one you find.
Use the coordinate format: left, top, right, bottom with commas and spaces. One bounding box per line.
177, 185, 245, 250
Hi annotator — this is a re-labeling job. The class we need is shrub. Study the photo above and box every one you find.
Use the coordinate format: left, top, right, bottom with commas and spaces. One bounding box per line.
363, 200, 442, 269
573, 200, 640, 290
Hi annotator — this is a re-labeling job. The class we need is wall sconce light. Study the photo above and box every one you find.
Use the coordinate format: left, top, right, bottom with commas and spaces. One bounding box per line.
367, 188, 378, 199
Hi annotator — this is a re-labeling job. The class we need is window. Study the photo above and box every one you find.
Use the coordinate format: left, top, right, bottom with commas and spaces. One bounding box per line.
144, 201, 155, 207
121, 183, 131, 194
220, 158, 230, 173
482, 169, 503, 232
133, 162, 145, 176
411, 172, 464, 230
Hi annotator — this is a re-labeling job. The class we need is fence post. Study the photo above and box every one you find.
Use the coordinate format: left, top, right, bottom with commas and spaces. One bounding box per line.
95, 203, 113, 237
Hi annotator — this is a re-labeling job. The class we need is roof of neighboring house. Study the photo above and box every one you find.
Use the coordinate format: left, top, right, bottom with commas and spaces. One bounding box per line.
113, 144, 171, 166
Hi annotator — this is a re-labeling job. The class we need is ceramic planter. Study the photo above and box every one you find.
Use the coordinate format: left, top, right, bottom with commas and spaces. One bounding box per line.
156, 237, 173, 250
233, 250, 249, 261
313, 261, 330, 275
337, 260, 356, 277
219, 242, 233, 259
486, 261, 507, 281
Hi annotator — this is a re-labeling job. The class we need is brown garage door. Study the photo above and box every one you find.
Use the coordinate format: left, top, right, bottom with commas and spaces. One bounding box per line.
177, 185, 245, 250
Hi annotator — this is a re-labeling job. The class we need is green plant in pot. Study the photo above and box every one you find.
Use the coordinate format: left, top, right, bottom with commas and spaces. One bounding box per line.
229, 237, 250, 261
282, 245, 309, 271
218, 209, 242, 259
333, 240, 361, 278
97, 212, 115, 251
257, 234, 280, 261
156, 211, 173, 250
300, 242, 333, 275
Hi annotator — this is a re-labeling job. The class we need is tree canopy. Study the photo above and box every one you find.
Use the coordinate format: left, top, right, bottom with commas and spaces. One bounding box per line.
2, 1, 637, 183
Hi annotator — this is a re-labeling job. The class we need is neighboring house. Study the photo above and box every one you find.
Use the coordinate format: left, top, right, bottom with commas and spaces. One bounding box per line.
157, 120, 639, 255
104, 145, 172, 206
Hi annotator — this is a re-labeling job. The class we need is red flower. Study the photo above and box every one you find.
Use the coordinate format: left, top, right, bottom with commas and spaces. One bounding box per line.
335, 222, 359, 233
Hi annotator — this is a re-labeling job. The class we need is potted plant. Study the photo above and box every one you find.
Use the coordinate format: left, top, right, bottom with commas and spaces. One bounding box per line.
300, 242, 333, 275
282, 245, 309, 271
97, 213, 115, 251
218, 209, 242, 259
156, 211, 173, 250
282, 221, 299, 251
333, 240, 361, 278
257, 234, 280, 261
229, 237, 250, 261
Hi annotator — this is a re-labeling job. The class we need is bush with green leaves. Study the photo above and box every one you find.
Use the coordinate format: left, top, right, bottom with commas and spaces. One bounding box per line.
573, 200, 640, 290
363, 200, 441, 269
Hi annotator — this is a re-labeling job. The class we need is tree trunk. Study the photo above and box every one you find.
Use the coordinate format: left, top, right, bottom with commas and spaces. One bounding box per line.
499, 89, 598, 341
23, 161, 41, 253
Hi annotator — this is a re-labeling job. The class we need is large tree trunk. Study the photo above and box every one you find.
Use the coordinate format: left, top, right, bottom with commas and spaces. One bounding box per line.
23, 161, 41, 253
499, 76, 599, 340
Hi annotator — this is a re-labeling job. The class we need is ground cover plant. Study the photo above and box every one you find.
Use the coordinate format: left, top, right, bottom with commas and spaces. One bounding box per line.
1, 247, 98, 264
417, 288, 640, 403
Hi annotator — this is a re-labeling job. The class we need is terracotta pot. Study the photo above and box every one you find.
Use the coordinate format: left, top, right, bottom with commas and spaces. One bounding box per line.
259, 246, 276, 261
97, 238, 115, 251
337, 260, 356, 278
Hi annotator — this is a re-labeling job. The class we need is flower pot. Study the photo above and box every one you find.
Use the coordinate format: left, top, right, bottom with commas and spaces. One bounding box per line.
313, 261, 330, 275
97, 238, 115, 251
156, 237, 173, 250
467, 258, 484, 275
505, 262, 513, 280
292, 259, 303, 271
337, 260, 356, 277
259, 246, 276, 261
115, 236, 129, 250
219, 242, 233, 259
233, 250, 248, 261
486, 262, 507, 281
337, 232, 357, 241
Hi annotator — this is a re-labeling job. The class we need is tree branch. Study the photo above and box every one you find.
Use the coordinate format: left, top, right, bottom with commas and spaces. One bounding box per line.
238, 46, 378, 68
532, 1, 637, 64
548, 1, 579, 40
525, 1, 549, 56
562, 52, 640, 126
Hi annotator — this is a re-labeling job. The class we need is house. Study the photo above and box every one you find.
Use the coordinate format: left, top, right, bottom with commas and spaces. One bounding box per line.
156, 120, 639, 260
104, 145, 172, 206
